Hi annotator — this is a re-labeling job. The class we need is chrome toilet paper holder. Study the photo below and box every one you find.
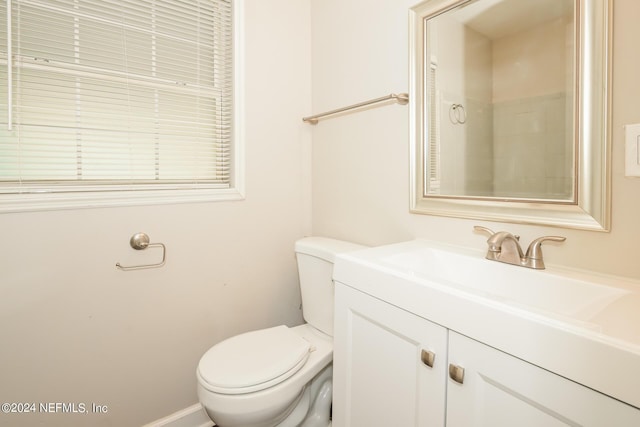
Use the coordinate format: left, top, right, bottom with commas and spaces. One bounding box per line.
116, 233, 166, 271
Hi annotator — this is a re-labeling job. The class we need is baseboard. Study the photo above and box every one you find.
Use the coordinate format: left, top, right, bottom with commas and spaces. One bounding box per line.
143, 403, 214, 427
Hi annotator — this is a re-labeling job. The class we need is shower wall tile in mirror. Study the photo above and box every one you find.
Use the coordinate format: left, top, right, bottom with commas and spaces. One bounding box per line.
493, 93, 572, 200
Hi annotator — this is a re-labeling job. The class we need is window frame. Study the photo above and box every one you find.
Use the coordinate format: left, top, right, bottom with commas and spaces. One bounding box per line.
0, 0, 245, 213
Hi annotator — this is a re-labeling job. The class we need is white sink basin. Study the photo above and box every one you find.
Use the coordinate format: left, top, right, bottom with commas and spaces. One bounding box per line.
381, 243, 629, 323
337, 239, 640, 344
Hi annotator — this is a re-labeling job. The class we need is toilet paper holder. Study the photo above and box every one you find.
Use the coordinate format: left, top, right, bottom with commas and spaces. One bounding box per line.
116, 233, 166, 271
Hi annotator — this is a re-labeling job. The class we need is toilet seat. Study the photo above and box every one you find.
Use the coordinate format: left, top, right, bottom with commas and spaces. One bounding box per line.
198, 325, 312, 395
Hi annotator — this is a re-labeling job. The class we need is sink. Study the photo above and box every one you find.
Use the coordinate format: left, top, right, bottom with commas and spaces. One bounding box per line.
379, 241, 630, 323
333, 238, 640, 410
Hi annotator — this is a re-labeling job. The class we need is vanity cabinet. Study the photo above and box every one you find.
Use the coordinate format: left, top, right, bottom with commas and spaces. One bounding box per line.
332, 282, 448, 426
333, 283, 640, 427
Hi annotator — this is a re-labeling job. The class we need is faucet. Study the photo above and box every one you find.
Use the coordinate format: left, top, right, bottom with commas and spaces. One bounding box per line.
474, 226, 566, 270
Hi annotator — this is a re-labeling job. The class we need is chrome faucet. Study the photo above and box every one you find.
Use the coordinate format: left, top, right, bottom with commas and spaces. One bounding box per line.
474, 226, 566, 270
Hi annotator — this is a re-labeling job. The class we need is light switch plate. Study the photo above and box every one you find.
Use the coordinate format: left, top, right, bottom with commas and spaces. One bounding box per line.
625, 123, 640, 177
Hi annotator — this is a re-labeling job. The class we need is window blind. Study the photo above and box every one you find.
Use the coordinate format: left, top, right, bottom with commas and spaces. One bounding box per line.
427, 57, 440, 194
0, 0, 232, 193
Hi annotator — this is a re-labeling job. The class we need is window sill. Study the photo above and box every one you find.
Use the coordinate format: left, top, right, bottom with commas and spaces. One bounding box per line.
0, 186, 245, 213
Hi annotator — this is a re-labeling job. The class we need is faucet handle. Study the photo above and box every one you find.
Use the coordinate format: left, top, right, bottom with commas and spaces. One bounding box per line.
524, 235, 566, 269
473, 225, 495, 236
474, 226, 519, 241
526, 236, 567, 258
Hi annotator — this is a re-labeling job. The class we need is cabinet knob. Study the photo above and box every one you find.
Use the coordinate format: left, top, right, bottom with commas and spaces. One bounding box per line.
449, 363, 465, 384
421, 349, 436, 368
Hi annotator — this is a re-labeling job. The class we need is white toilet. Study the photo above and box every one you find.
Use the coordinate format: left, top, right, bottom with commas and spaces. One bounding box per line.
197, 237, 364, 427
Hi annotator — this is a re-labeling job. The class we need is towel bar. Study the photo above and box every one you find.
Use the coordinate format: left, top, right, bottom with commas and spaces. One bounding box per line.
303, 92, 409, 125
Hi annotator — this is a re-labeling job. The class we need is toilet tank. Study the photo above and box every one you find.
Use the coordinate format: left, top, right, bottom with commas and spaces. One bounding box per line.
295, 237, 365, 336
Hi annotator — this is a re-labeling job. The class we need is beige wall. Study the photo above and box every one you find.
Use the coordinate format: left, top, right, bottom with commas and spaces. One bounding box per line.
310, 0, 640, 280
0, 1, 311, 426
492, 16, 572, 103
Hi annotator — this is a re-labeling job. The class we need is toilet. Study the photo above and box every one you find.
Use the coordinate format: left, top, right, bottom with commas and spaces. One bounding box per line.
196, 237, 364, 427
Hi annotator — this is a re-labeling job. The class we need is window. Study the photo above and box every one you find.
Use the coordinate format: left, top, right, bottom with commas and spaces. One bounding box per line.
0, 0, 241, 212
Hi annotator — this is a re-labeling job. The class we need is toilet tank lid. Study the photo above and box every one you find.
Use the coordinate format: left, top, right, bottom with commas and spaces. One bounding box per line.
295, 237, 366, 263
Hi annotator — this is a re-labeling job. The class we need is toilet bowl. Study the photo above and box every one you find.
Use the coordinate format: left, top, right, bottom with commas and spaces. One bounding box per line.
198, 324, 333, 427
196, 237, 364, 427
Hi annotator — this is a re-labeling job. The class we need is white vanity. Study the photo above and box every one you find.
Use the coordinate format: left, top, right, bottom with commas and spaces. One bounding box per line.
332, 239, 640, 426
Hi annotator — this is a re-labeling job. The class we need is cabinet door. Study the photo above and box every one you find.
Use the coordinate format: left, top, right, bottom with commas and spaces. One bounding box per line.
333, 283, 448, 427
446, 331, 640, 427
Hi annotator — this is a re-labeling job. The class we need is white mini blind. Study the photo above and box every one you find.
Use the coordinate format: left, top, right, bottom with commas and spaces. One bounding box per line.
0, 0, 232, 193
427, 57, 440, 194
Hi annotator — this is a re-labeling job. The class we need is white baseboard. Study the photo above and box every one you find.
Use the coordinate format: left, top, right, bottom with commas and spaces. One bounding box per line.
143, 403, 214, 427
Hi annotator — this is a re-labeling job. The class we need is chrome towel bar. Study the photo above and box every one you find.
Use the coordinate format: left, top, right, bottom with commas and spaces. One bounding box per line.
116, 233, 166, 271
302, 92, 409, 125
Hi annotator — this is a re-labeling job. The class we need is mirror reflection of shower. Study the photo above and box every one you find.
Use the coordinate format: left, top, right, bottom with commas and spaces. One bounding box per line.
425, 0, 575, 201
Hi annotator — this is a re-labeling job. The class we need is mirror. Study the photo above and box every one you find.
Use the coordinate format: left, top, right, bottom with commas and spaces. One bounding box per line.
409, 0, 612, 231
